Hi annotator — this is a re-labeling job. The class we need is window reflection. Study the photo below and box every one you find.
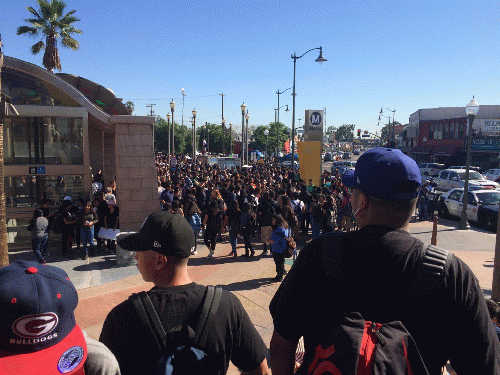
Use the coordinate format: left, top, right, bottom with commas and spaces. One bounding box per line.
5, 117, 83, 165
5, 175, 84, 208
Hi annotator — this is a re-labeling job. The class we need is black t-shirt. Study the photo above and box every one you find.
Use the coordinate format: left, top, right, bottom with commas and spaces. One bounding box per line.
269, 226, 500, 375
100, 283, 266, 375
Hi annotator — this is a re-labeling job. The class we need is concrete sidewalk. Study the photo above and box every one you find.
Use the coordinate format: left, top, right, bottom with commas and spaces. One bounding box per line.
8, 218, 498, 374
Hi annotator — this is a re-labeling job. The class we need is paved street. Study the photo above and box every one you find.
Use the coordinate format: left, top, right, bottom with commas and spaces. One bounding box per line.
8, 218, 498, 374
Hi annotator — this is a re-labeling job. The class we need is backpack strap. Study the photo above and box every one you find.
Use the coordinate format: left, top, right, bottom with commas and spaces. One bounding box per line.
409, 243, 452, 301
195, 286, 222, 346
131, 291, 166, 351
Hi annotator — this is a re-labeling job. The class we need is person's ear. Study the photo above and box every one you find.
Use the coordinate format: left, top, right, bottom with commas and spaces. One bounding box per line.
153, 254, 168, 270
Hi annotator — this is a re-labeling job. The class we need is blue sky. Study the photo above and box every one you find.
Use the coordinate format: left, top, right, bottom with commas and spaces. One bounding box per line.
2, 0, 500, 136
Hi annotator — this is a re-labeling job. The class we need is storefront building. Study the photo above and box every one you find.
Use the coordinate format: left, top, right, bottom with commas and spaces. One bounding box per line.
409, 106, 500, 170
2, 56, 157, 244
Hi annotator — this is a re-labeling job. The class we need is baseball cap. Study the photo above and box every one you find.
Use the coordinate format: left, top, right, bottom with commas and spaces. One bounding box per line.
117, 211, 195, 257
342, 147, 421, 201
0, 261, 87, 374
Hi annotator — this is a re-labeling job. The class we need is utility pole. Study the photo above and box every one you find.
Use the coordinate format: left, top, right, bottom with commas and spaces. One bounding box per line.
146, 104, 156, 116
219, 93, 225, 154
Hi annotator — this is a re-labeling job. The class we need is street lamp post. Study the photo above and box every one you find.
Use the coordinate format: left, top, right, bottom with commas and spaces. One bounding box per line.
207, 127, 210, 154
245, 112, 250, 164
264, 129, 269, 163
192, 108, 197, 163
170, 99, 175, 160
241, 103, 247, 165
277, 88, 291, 159
166, 112, 171, 163
222, 118, 226, 155
291, 47, 326, 168
274, 105, 289, 160
458, 97, 480, 230
229, 122, 233, 154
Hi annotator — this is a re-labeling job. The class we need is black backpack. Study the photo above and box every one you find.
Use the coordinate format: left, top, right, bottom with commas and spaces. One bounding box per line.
131, 286, 222, 375
298, 241, 451, 375
51, 213, 65, 234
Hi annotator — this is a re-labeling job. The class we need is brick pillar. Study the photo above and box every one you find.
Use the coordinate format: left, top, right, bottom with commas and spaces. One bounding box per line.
111, 115, 156, 232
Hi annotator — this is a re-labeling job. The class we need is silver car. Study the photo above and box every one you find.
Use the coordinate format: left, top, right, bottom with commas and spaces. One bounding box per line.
434, 169, 499, 192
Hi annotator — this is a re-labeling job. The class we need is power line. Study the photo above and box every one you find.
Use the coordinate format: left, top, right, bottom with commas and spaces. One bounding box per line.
146, 103, 156, 116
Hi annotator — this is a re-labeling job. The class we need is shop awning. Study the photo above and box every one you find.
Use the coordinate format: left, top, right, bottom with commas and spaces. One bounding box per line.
411, 144, 433, 154
432, 144, 461, 157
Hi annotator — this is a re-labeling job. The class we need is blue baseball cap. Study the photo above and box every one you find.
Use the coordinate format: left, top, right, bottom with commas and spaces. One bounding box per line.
342, 148, 421, 201
0, 261, 87, 375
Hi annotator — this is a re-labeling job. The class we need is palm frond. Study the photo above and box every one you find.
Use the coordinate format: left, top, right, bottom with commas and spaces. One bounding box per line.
61, 37, 79, 50
24, 18, 47, 29
58, 15, 80, 25
26, 6, 42, 19
60, 26, 82, 35
31, 40, 45, 54
37, 0, 52, 21
17, 26, 39, 36
52, 0, 67, 18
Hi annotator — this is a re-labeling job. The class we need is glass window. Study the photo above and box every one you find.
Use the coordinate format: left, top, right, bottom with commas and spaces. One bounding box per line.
468, 192, 476, 205
440, 171, 449, 179
449, 172, 458, 180
5, 175, 84, 208
4, 117, 83, 165
458, 122, 465, 139
449, 190, 462, 201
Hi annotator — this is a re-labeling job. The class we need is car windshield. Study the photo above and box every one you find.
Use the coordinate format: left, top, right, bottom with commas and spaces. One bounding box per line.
476, 192, 500, 205
458, 171, 483, 180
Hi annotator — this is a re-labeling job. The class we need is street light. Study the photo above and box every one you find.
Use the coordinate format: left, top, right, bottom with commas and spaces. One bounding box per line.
458, 97, 480, 230
170, 99, 175, 159
264, 128, 269, 163
207, 127, 210, 154
277, 88, 291, 158
245, 112, 250, 164
241, 103, 247, 165
274, 105, 289, 159
192, 108, 197, 163
166, 112, 171, 163
222, 118, 226, 155
229, 122, 233, 154
291, 46, 326, 168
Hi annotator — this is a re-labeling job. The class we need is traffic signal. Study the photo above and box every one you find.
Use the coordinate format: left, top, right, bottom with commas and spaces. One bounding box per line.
357, 129, 361, 137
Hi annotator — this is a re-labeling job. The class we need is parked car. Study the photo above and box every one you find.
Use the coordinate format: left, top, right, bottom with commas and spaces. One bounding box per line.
323, 152, 332, 162
449, 165, 482, 172
483, 168, 500, 181
434, 169, 499, 192
417, 162, 445, 177
438, 188, 500, 230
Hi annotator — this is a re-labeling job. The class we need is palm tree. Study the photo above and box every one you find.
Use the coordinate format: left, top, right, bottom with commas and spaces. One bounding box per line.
17, 0, 82, 73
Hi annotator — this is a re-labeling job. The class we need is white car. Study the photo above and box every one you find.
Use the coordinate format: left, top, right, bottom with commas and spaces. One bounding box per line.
439, 188, 500, 228
483, 169, 500, 181
434, 169, 499, 192
417, 162, 445, 177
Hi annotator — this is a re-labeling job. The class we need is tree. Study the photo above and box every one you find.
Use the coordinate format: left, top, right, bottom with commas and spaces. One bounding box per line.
124, 101, 134, 114
154, 116, 169, 153
17, 0, 82, 73
252, 122, 289, 155
380, 121, 402, 143
335, 124, 356, 142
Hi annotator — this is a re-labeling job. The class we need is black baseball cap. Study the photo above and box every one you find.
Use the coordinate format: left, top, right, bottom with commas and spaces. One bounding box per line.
117, 211, 195, 258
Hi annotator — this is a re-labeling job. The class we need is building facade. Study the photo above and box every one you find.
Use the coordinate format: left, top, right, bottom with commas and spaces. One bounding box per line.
2, 56, 156, 244
408, 106, 500, 170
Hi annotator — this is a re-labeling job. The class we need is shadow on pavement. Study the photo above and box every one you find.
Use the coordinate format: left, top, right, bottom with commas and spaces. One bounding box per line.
73, 256, 127, 271
222, 277, 276, 292
189, 254, 262, 267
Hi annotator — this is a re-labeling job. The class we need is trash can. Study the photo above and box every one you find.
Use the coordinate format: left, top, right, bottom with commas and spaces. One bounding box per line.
115, 232, 137, 266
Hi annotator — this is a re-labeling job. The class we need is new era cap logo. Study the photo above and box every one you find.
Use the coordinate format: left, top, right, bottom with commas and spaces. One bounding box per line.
154, 241, 161, 248
13, 313, 58, 339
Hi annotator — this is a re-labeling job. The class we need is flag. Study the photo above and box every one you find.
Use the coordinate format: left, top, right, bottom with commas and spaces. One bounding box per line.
284, 139, 290, 153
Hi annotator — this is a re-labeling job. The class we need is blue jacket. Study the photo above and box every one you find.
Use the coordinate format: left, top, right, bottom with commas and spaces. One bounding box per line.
271, 226, 289, 254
